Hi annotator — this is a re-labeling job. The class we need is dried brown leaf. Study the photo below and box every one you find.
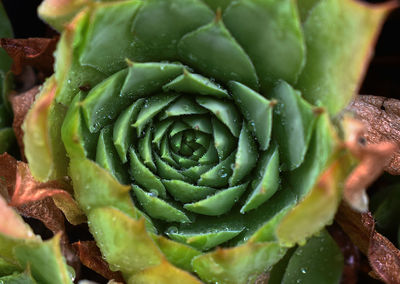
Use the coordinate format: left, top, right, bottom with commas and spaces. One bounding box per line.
0, 153, 17, 201
347, 95, 400, 175
0, 38, 58, 76
9, 86, 40, 160
336, 202, 400, 284
73, 241, 125, 282
342, 116, 397, 211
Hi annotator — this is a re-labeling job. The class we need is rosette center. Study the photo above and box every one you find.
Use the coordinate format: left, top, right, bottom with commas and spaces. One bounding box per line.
62, 62, 280, 251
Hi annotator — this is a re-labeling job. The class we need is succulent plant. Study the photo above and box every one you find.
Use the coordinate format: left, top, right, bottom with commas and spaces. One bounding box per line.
22, 0, 392, 283
0, 2, 15, 154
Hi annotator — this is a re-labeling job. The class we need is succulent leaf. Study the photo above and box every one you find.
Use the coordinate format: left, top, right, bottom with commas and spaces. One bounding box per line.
24, 0, 393, 282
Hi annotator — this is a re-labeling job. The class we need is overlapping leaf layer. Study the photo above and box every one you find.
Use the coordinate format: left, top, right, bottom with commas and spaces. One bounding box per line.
23, 0, 391, 283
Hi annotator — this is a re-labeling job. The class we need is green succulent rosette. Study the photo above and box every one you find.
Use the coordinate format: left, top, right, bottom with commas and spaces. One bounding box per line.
0, 196, 73, 284
23, 0, 392, 283
0, 2, 15, 154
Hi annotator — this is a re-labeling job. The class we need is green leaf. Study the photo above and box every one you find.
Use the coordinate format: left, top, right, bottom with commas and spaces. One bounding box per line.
211, 118, 236, 161
96, 126, 129, 184
163, 180, 216, 203
79, 1, 141, 74
113, 99, 144, 163
223, 0, 305, 91
153, 235, 201, 272
163, 71, 230, 98
132, 185, 191, 223
23, 77, 69, 181
0, 257, 20, 277
178, 18, 259, 90
81, 69, 128, 133
121, 62, 184, 99
229, 81, 273, 150
127, 260, 202, 284
132, 93, 179, 135
229, 123, 258, 186
271, 80, 317, 171
166, 227, 243, 251
138, 125, 156, 172
0, 270, 37, 284
192, 241, 286, 284
69, 157, 136, 218
241, 145, 280, 213
87, 207, 163, 275
130, 0, 214, 61
14, 235, 72, 284
161, 97, 207, 119
196, 97, 240, 137
281, 230, 343, 284
296, 0, 392, 114
129, 148, 167, 199
184, 183, 248, 216
198, 151, 235, 187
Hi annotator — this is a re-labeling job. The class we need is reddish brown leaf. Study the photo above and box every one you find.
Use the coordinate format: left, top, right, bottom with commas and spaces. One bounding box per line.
0, 37, 58, 76
9, 86, 40, 161
342, 117, 397, 211
336, 202, 400, 284
0, 153, 17, 201
347, 95, 400, 175
11, 162, 72, 208
73, 241, 125, 282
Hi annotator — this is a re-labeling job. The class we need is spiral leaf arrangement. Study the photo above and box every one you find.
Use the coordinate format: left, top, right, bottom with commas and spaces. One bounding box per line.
23, 0, 391, 283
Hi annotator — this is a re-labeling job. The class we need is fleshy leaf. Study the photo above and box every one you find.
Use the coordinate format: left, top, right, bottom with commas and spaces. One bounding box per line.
163, 71, 230, 98
229, 81, 273, 150
296, 0, 393, 114
87, 207, 163, 275
132, 185, 191, 223
166, 227, 243, 251
153, 235, 201, 272
280, 230, 344, 284
128, 260, 202, 284
69, 157, 136, 218
178, 18, 259, 90
223, 0, 305, 91
14, 235, 72, 284
271, 80, 317, 171
23, 77, 68, 181
184, 183, 248, 216
241, 145, 279, 213
192, 242, 286, 284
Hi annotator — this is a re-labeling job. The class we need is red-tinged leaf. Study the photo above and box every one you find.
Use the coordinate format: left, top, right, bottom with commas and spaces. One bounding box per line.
11, 162, 72, 207
72, 241, 124, 282
9, 86, 40, 160
11, 161, 86, 225
0, 153, 17, 201
336, 203, 400, 284
347, 95, 400, 175
0, 37, 58, 76
23, 76, 68, 181
342, 117, 397, 211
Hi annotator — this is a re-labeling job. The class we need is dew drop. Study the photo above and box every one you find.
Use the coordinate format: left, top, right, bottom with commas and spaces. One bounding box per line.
167, 226, 178, 234
149, 189, 158, 197
300, 268, 307, 274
